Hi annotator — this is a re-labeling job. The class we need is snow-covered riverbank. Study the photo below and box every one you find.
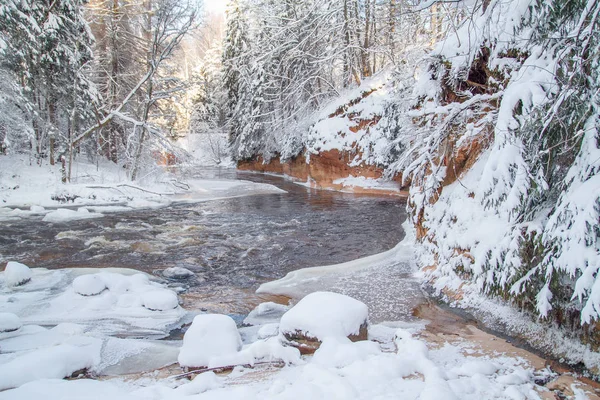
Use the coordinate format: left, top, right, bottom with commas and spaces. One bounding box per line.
0, 261, 574, 400
0, 156, 284, 222
1, 241, 599, 398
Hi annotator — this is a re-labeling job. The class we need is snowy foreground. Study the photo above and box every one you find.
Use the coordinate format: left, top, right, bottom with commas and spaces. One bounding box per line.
0, 156, 284, 222
1, 258, 596, 399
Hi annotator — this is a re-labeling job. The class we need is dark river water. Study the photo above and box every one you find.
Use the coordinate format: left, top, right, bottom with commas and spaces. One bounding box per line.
0, 169, 416, 321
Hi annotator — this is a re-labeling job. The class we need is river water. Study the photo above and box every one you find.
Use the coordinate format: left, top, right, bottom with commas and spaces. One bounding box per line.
0, 169, 423, 323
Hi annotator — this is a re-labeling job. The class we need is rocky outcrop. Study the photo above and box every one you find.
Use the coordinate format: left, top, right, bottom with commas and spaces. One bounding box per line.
278, 292, 370, 354
238, 151, 408, 197
282, 322, 368, 355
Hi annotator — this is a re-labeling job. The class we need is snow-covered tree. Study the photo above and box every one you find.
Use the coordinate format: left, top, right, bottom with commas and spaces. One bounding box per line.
223, 0, 250, 154
388, 0, 600, 326
0, 0, 98, 163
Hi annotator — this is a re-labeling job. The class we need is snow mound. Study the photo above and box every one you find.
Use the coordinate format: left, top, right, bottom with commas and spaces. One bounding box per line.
257, 323, 279, 339
140, 289, 179, 311
0, 312, 22, 333
243, 302, 289, 326
0, 343, 99, 391
279, 292, 368, 340
312, 336, 381, 368
3, 261, 32, 287
174, 371, 223, 396
162, 267, 195, 279
72, 275, 107, 296
178, 314, 242, 368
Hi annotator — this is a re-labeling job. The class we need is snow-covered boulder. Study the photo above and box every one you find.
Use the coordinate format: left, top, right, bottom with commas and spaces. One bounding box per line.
73, 274, 107, 296
178, 314, 242, 369
243, 302, 289, 326
141, 289, 179, 311
0, 312, 22, 333
162, 267, 195, 279
279, 291, 369, 354
0, 344, 98, 391
3, 261, 32, 287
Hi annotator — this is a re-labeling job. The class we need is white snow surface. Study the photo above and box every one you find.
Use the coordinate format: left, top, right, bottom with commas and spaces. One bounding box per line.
0, 156, 285, 222
279, 292, 368, 341
140, 289, 179, 311
3, 261, 32, 287
0, 325, 556, 400
0, 343, 99, 391
0, 255, 575, 399
0, 266, 187, 337
178, 314, 242, 368
305, 71, 400, 170
0, 313, 21, 333
72, 274, 107, 296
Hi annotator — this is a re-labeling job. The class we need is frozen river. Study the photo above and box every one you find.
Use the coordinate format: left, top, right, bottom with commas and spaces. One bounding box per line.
0, 169, 422, 323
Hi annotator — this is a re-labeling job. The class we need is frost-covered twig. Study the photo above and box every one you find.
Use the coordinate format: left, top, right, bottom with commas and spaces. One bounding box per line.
170, 360, 286, 380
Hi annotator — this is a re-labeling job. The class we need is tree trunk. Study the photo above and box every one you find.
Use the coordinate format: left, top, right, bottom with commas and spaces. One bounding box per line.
362, 0, 372, 78
130, 0, 153, 181
343, 0, 351, 87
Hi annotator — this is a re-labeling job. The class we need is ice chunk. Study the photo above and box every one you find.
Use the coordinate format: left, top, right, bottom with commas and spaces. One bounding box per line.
140, 289, 179, 311
0, 313, 21, 333
178, 314, 242, 368
243, 302, 289, 326
3, 262, 32, 287
162, 267, 195, 279
72, 275, 107, 296
279, 292, 369, 341
42, 208, 103, 223
29, 206, 45, 213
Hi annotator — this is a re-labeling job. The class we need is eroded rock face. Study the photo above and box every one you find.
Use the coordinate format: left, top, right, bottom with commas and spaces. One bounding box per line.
238, 151, 407, 196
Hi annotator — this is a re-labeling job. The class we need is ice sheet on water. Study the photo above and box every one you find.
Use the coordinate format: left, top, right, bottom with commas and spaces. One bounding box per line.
96, 338, 180, 376
257, 229, 423, 323
0, 265, 188, 338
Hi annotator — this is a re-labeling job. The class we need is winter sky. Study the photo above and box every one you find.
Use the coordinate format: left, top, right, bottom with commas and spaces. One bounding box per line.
204, 0, 227, 15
